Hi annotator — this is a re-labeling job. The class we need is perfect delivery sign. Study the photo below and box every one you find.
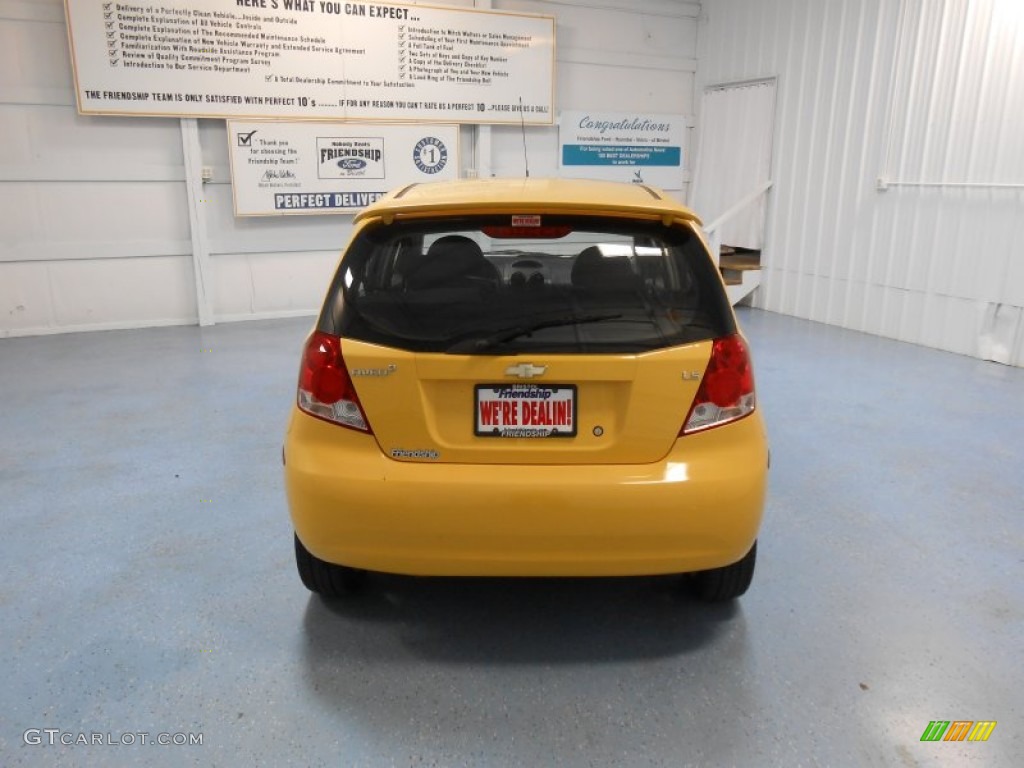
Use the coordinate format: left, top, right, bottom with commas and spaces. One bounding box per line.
559, 111, 687, 190
227, 120, 459, 215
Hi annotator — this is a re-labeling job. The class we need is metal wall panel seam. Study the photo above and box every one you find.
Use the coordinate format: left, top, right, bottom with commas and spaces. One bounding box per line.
558, 47, 697, 72
703, 76, 776, 90
0, 87, 75, 106
213, 309, 319, 325
802, 0, 839, 319
0, 241, 193, 263
862, 0, 904, 335
986, 8, 1019, 187
0, 317, 196, 339
880, 0, 911, 181
879, 1, 929, 334
805, 0, 832, 317
779, 2, 818, 317
179, 118, 212, 327
981, 12, 1021, 313
0, 166, 187, 182
995, 197, 1024, 308
818, 0, 857, 323
884, 181, 1024, 188
892, 0, 934, 284
797, 0, 828, 318
207, 246, 342, 258
829, 0, 869, 326
938, 0, 971, 183
917, 0, 955, 182
761, 0, 794, 315
912, 0, 958, 305
760, 69, 781, 296
963, 0, 994, 182
847, 0, 890, 331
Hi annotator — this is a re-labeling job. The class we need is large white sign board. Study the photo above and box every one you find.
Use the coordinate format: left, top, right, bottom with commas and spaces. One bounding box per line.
65, 0, 554, 124
559, 111, 687, 189
227, 120, 459, 216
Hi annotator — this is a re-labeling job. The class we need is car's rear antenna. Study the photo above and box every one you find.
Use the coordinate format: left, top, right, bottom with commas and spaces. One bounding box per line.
519, 96, 530, 178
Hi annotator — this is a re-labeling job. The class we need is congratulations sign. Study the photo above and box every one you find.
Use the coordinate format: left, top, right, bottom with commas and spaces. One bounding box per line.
559, 111, 687, 189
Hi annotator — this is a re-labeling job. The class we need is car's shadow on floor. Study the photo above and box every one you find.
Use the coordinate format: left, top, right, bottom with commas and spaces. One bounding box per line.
301, 574, 743, 665
298, 576, 756, 746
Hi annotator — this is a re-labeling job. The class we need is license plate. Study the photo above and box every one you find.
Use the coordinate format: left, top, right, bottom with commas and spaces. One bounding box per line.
474, 384, 577, 438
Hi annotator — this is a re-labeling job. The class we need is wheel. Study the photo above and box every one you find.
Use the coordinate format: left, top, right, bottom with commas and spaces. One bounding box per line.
689, 540, 757, 602
294, 534, 364, 597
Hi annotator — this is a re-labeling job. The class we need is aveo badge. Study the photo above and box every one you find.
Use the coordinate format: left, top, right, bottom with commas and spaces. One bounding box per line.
317, 137, 385, 179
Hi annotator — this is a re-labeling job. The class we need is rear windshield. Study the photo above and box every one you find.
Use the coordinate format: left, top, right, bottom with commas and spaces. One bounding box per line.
320, 215, 736, 354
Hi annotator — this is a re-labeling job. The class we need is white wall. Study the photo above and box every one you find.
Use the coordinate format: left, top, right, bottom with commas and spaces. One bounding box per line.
696, 0, 1024, 366
490, 0, 697, 182
0, 0, 699, 337
0, 1, 197, 334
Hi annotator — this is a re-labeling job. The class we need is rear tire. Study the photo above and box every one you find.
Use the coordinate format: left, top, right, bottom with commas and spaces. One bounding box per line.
689, 540, 756, 602
294, 534, 364, 597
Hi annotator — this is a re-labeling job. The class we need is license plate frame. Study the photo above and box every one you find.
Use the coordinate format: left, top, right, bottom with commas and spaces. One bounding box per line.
474, 384, 578, 438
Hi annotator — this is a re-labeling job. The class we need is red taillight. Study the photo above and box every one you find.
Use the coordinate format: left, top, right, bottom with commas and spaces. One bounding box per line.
297, 331, 371, 432
681, 334, 756, 434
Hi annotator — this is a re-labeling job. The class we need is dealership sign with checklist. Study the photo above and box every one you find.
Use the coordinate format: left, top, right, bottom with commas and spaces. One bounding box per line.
64, 0, 555, 124
227, 120, 459, 216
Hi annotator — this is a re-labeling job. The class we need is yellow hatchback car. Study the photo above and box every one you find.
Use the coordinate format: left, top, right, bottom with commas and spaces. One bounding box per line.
284, 178, 768, 601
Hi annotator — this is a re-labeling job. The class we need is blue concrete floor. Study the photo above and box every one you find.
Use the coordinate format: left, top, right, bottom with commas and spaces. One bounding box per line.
0, 308, 1020, 767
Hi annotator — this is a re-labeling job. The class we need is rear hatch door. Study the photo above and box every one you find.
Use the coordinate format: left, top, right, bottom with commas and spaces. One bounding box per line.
344, 340, 712, 464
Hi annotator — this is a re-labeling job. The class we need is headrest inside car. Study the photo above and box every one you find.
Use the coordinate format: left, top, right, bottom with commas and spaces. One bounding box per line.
571, 246, 638, 291
407, 236, 496, 289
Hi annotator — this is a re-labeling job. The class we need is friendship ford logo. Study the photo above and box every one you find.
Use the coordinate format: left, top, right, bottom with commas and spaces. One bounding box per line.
505, 363, 547, 379
316, 138, 385, 180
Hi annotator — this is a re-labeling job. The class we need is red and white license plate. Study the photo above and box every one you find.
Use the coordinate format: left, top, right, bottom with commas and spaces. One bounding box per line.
474, 384, 577, 438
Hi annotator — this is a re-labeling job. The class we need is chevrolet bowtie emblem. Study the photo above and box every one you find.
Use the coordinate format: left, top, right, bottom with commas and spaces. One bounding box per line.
505, 363, 547, 379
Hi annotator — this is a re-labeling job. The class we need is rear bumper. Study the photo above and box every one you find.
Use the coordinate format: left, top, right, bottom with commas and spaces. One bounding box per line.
284, 409, 768, 577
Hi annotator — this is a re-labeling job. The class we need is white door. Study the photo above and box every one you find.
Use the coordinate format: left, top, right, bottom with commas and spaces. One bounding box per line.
689, 79, 776, 250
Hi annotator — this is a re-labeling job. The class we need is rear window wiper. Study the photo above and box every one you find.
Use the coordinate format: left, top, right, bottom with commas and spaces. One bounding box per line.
445, 313, 623, 354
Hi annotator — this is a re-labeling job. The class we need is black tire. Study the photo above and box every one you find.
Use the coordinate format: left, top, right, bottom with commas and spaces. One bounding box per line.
294, 534, 364, 597
689, 540, 757, 602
